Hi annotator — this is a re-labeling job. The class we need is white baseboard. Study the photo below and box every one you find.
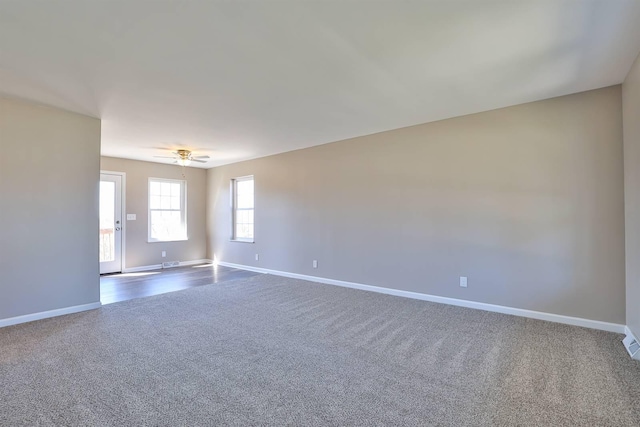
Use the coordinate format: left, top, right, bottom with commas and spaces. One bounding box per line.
122, 259, 211, 273
217, 261, 626, 334
122, 264, 162, 273
0, 302, 102, 328
180, 259, 211, 267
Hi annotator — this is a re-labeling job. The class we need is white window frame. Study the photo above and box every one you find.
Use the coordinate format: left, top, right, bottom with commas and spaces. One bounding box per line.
231, 175, 254, 243
148, 177, 188, 243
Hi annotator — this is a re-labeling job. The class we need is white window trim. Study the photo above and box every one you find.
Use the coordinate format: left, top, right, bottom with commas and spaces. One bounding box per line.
148, 177, 188, 243
231, 175, 255, 243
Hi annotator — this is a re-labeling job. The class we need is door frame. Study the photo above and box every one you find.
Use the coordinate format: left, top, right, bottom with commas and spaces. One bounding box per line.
100, 170, 126, 273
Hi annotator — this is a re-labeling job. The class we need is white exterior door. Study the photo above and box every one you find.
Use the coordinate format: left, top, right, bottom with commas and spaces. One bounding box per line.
99, 173, 123, 274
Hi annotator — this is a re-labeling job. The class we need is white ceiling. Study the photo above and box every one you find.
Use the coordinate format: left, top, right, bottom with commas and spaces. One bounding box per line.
1, 1, 640, 168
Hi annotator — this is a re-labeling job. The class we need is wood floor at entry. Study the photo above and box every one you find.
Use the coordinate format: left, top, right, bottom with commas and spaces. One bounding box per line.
100, 264, 260, 304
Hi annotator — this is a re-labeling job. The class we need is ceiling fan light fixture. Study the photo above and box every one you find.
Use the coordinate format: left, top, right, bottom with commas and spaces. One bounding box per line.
154, 148, 208, 166
177, 157, 192, 167
174, 149, 193, 167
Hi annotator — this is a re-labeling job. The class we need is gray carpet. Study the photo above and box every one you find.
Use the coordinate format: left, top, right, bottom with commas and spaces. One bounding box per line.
1, 274, 639, 426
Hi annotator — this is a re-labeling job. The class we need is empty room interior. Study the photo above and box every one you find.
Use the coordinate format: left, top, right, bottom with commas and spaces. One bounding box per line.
2, 1, 640, 425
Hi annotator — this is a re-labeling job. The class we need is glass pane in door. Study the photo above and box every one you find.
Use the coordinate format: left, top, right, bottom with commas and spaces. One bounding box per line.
99, 181, 115, 262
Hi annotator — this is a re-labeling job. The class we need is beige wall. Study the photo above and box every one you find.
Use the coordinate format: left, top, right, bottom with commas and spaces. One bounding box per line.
0, 96, 101, 320
207, 86, 626, 324
100, 157, 207, 269
623, 52, 640, 338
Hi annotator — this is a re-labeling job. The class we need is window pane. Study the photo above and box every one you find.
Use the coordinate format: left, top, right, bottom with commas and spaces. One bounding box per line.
232, 177, 254, 240
149, 179, 187, 241
170, 196, 179, 210
237, 193, 253, 209
236, 179, 254, 209
150, 210, 184, 240
236, 223, 253, 239
150, 181, 161, 196
235, 209, 254, 239
99, 181, 115, 262
99, 181, 115, 228
236, 210, 247, 224
149, 195, 160, 209
159, 196, 169, 209
237, 178, 253, 193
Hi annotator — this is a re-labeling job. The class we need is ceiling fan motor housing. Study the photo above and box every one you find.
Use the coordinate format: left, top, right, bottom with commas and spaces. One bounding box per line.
175, 149, 192, 160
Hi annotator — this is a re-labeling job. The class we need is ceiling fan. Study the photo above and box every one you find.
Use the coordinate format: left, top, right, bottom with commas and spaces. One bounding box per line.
154, 149, 210, 166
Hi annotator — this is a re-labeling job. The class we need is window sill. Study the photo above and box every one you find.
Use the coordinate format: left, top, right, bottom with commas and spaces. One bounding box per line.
148, 238, 188, 243
230, 239, 254, 243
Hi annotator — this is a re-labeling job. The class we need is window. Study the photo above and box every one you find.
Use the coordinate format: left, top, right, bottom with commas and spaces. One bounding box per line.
231, 176, 254, 242
148, 178, 187, 242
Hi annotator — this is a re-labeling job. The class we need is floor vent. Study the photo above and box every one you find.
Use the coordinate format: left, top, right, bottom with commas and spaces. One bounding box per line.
162, 261, 180, 269
622, 333, 640, 360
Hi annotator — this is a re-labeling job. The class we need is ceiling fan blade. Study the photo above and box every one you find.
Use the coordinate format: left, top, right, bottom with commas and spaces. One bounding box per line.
154, 155, 177, 159
192, 155, 210, 159
191, 159, 207, 163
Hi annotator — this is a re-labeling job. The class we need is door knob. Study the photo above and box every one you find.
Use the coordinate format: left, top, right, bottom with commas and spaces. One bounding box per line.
115, 227, 121, 231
